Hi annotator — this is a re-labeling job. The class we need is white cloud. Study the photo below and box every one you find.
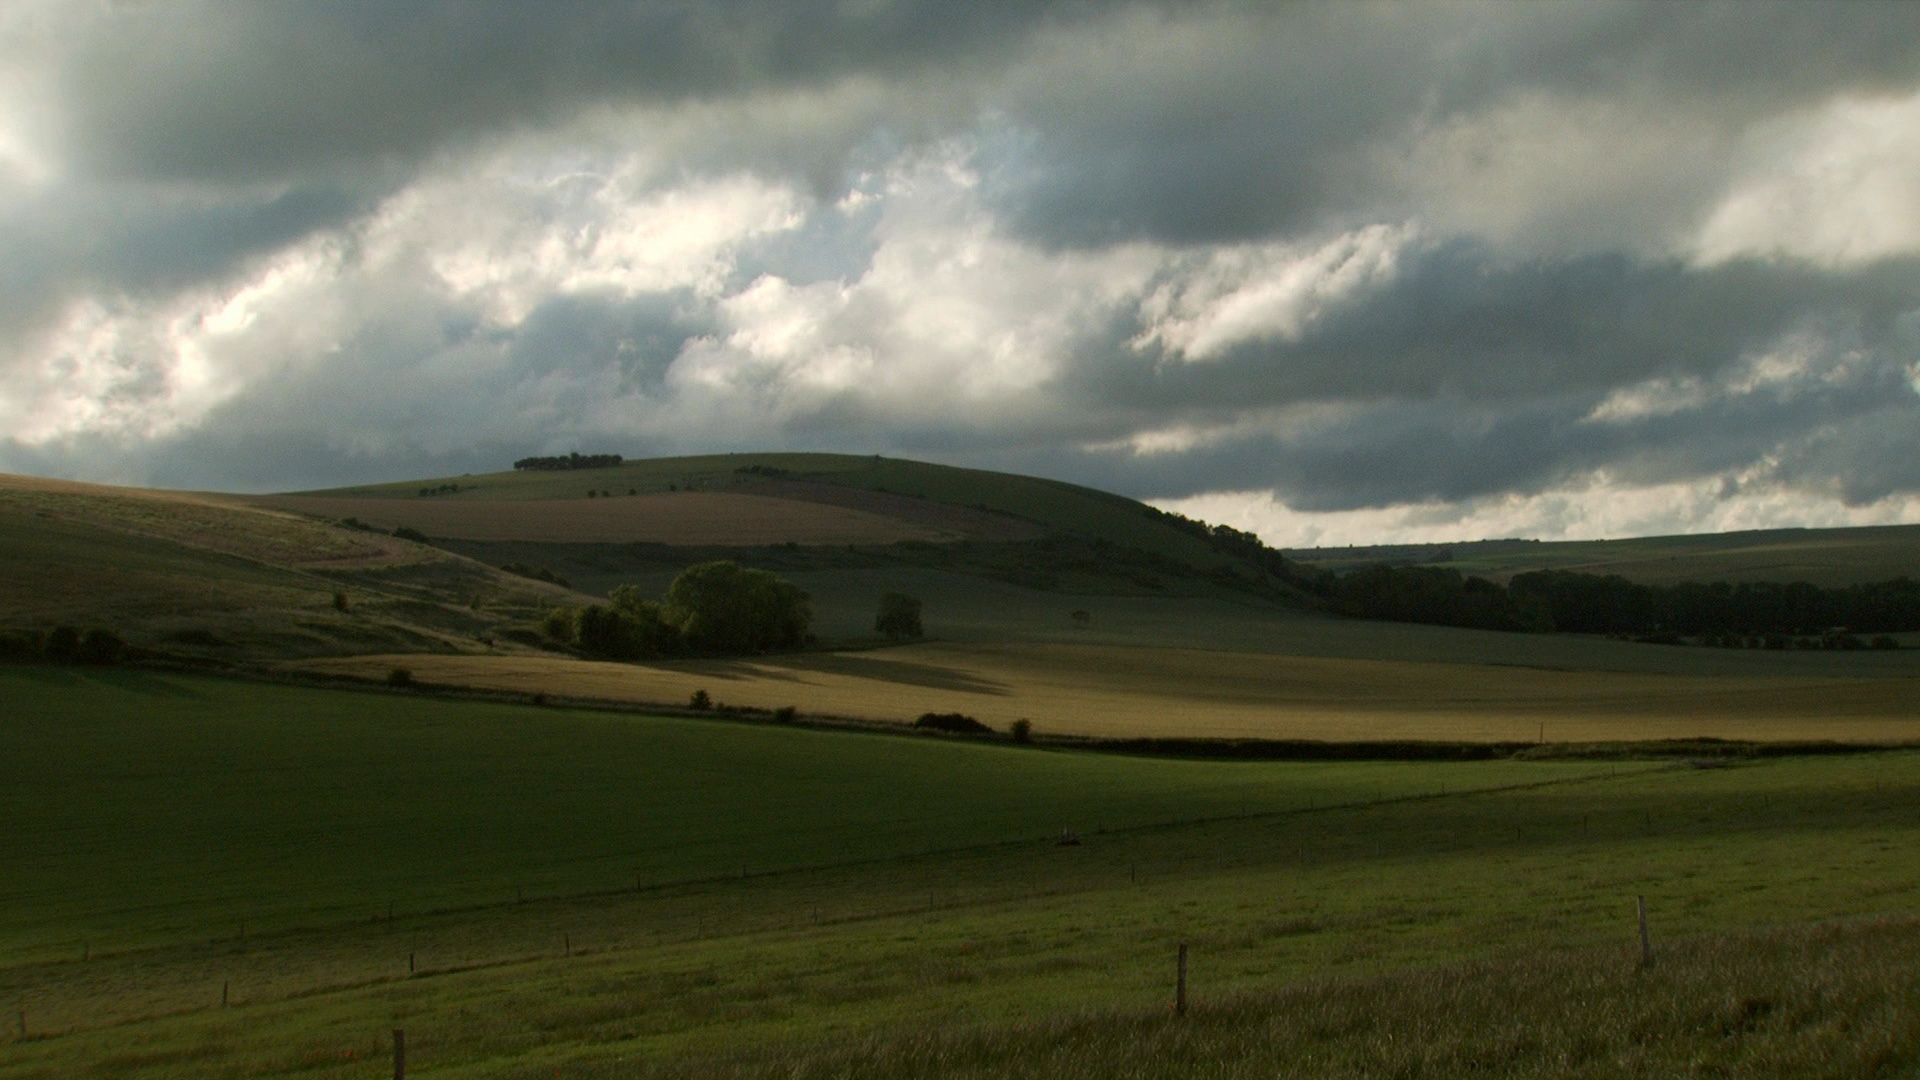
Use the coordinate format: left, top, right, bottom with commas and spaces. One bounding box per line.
1155, 472, 1920, 550
1134, 224, 1411, 361
1693, 91, 1920, 266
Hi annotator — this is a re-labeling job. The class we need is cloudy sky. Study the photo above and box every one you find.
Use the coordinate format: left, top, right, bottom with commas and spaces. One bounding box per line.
4, 1, 1920, 546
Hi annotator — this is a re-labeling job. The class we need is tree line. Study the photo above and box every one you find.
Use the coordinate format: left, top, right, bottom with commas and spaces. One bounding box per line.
1321, 564, 1919, 641
545, 560, 811, 659
513, 452, 624, 471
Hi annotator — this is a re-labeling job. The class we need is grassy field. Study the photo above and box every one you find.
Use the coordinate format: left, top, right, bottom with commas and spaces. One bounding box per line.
4, 666, 1919, 1077
292, 639, 1920, 744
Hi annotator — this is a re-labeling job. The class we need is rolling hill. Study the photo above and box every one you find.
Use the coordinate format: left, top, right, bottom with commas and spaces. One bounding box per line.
1288, 525, 1920, 587
5, 454, 1919, 745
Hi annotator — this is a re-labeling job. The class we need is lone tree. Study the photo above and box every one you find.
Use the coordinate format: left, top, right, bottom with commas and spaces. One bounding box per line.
874, 592, 924, 641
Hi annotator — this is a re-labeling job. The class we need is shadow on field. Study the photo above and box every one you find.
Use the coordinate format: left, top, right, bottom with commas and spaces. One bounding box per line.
683, 653, 1013, 695
5, 665, 208, 700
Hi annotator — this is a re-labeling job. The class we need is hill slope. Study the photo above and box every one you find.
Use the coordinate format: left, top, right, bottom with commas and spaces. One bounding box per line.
0, 473, 579, 662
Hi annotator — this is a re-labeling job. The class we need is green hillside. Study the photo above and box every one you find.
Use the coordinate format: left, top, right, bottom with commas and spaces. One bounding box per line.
293, 451, 1238, 567
0, 476, 578, 663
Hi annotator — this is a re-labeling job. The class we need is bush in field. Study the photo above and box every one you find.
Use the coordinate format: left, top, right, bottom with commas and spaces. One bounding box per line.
541, 607, 576, 643
915, 712, 991, 735
43, 625, 81, 664
773, 705, 799, 724
392, 526, 430, 544
689, 689, 712, 710
332, 591, 350, 612
662, 561, 811, 654
386, 667, 414, 688
77, 629, 125, 665
1010, 718, 1033, 743
875, 592, 924, 641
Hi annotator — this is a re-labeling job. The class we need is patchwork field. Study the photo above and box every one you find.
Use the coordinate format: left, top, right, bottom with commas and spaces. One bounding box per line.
4, 667, 1918, 1078
293, 640, 1920, 744
250, 491, 960, 545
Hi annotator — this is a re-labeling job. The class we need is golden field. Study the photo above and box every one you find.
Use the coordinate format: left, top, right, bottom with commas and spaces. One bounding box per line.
291, 641, 1920, 744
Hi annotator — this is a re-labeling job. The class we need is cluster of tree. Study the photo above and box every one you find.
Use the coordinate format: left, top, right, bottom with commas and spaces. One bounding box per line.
417, 483, 464, 496
501, 562, 571, 589
1148, 508, 1328, 594
513, 452, 624, 471
1507, 571, 1920, 637
41, 626, 126, 665
1323, 563, 1920, 639
1328, 565, 1551, 632
545, 560, 811, 659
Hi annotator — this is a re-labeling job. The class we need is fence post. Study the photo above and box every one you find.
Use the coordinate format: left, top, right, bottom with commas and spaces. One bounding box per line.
1636, 895, 1651, 968
1176, 943, 1189, 1015
222, 980, 229, 1007
393, 1028, 406, 1080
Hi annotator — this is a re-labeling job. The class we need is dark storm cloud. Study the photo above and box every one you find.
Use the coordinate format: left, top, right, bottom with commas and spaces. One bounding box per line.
982, 1, 1920, 249
1002, 246, 1920, 508
1083, 245, 1920, 409
58, 0, 1103, 185
9, 0, 1920, 537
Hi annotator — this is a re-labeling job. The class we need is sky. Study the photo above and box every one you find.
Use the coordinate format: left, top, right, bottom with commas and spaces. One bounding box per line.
4, 1, 1920, 547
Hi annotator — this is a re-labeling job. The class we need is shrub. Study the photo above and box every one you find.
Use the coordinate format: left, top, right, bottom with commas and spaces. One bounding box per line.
689, 689, 712, 710
332, 590, 350, 612
915, 712, 991, 735
1010, 718, 1033, 743
386, 667, 414, 688
875, 592, 925, 641
43, 625, 81, 664
541, 607, 576, 643
1871, 636, 1900, 650
773, 705, 799, 724
391, 526, 430, 544
77, 629, 126, 665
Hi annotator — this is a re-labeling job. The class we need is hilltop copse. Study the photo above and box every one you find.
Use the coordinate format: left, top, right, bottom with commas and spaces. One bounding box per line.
512, 452, 625, 471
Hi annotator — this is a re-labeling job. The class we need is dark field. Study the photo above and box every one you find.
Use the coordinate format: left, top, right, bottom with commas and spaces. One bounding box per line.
4, 667, 1918, 1077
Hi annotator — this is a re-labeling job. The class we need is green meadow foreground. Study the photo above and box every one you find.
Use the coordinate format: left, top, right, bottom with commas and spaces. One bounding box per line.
4, 668, 1919, 1077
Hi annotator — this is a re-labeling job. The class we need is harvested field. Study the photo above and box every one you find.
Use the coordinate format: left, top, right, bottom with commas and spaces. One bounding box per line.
249, 491, 961, 545
732, 478, 1045, 541
290, 643, 1920, 744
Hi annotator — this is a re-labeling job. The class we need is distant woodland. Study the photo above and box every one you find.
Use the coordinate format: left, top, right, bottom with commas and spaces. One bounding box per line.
513, 452, 624, 471
1323, 564, 1920, 644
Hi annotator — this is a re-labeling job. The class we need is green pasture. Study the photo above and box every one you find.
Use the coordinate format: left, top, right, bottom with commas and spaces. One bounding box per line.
0, 666, 1600, 962
4, 667, 1920, 1077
